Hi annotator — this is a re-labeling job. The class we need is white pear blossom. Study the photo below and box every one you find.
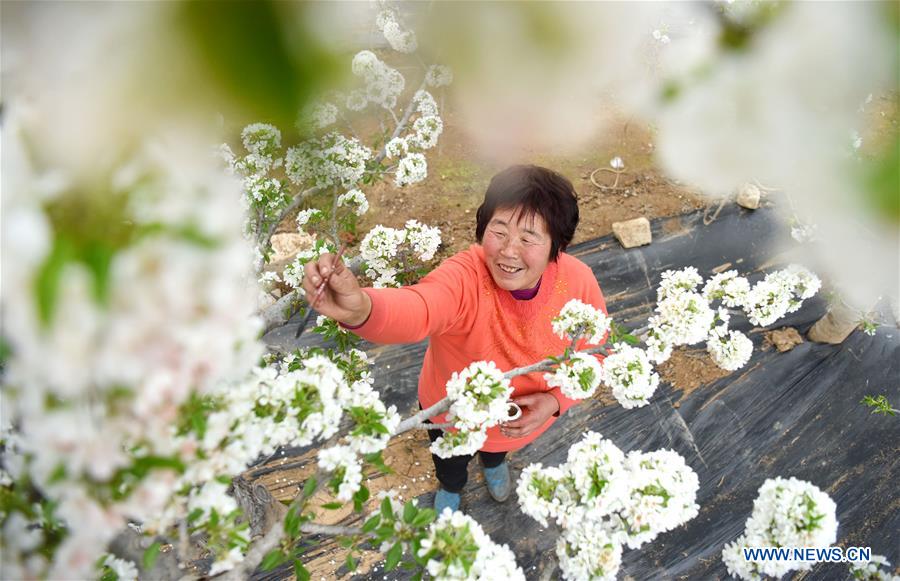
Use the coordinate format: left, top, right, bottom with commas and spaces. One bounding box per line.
418, 509, 526, 580
707, 329, 753, 371
600, 344, 659, 409
411, 115, 444, 150
100, 555, 139, 581
187, 480, 239, 526
703, 271, 751, 308
653, 290, 716, 345
425, 64, 454, 87
414, 90, 439, 117
318, 445, 363, 502
556, 519, 623, 581
285, 132, 372, 190
296, 208, 324, 228
657, 267, 703, 301
430, 428, 488, 459
241, 123, 281, 158
545, 353, 605, 400
644, 322, 674, 364
337, 189, 369, 216
300, 102, 338, 130
385, 136, 410, 159
517, 433, 700, 580
395, 153, 428, 187
616, 450, 700, 549
345, 89, 368, 112
741, 266, 819, 326
376, 10, 418, 53
552, 299, 611, 345
516, 464, 578, 527
444, 361, 514, 431
403, 219, 442, 261
723, 477, 838, 580
849, 555, 896, 581
565, 432, 629, 516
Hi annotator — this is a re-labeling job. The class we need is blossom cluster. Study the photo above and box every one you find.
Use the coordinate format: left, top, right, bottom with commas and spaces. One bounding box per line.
1, 125, 262, 579
336, 188, 369, 217
516, 432, 700, 580
432, 361, 515, 458
220, 123, 289, 253
722, 477, 838, 580
849, 555, 896, 581
359, 220, 442, 288
350, 50, 406, 111
599, 343, 660, 409
544, 352, 605, 400
418, 508, 525, 580
644, 266, 820, 372
153, 350, 397, 571
376, 9, 417, 53
552, 299, 612, 345
285, 131, 372, 190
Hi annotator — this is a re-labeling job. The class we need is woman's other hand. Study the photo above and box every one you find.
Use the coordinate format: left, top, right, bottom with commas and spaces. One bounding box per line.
499, 392, 560, 439
302, 253, 372, 326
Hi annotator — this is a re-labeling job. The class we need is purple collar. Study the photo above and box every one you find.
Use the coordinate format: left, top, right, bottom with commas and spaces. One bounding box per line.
510, 276, 542, 300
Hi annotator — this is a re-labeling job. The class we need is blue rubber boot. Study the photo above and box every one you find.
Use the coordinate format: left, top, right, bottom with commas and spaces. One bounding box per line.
434, 488, 461, 514
482, 461, 512, 502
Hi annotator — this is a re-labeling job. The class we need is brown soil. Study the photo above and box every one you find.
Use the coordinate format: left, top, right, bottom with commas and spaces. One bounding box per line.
658, 347, 731, 402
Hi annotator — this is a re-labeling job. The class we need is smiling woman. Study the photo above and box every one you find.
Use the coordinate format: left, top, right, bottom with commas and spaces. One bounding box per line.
303, 165, 607, 513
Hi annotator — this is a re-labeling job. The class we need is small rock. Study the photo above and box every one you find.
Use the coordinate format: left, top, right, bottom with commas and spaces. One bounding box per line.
736, 183, 761, 209
612, 217, 652, 249
769, 327, 804, 352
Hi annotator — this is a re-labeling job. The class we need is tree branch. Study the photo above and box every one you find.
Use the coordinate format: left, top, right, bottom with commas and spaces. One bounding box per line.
396, 398, 451, 434
300, 522, 363, 536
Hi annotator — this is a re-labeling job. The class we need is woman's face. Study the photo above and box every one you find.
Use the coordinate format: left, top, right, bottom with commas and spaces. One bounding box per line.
482, 206, 552, 291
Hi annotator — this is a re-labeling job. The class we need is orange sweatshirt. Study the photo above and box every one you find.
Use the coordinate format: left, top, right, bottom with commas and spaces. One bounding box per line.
351, 245, 607, 452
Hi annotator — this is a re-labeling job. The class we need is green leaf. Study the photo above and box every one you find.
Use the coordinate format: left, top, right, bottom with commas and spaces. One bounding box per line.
35, 236, 73, 326
294, 559, 310, 581
362, 515, 381, 534
284, 506, 302, 537
412, 571, 423, 581
411, 508, 436, 528
260, 549, 284, 571
302, 476, 318, 499
354, 485, 370, 504
186, 508, 204, 524
143, 541, 162, 571
321, 502, 343, 510
402, 501, 416, 524
621, 333, 639, 346
345, 553, 358, 572
380, 497, 394, 520
385, 542, 402, 571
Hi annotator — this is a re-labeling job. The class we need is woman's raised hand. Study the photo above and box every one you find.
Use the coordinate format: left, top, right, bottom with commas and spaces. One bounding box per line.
302, 253, 372, 326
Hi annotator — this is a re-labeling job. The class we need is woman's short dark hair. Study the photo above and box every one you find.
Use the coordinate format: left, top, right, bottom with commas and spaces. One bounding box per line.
475, 165, 579, 261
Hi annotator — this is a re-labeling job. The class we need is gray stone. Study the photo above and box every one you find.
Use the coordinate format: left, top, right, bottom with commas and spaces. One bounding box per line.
612, 217, 652, 248
736, 183, 761, 210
